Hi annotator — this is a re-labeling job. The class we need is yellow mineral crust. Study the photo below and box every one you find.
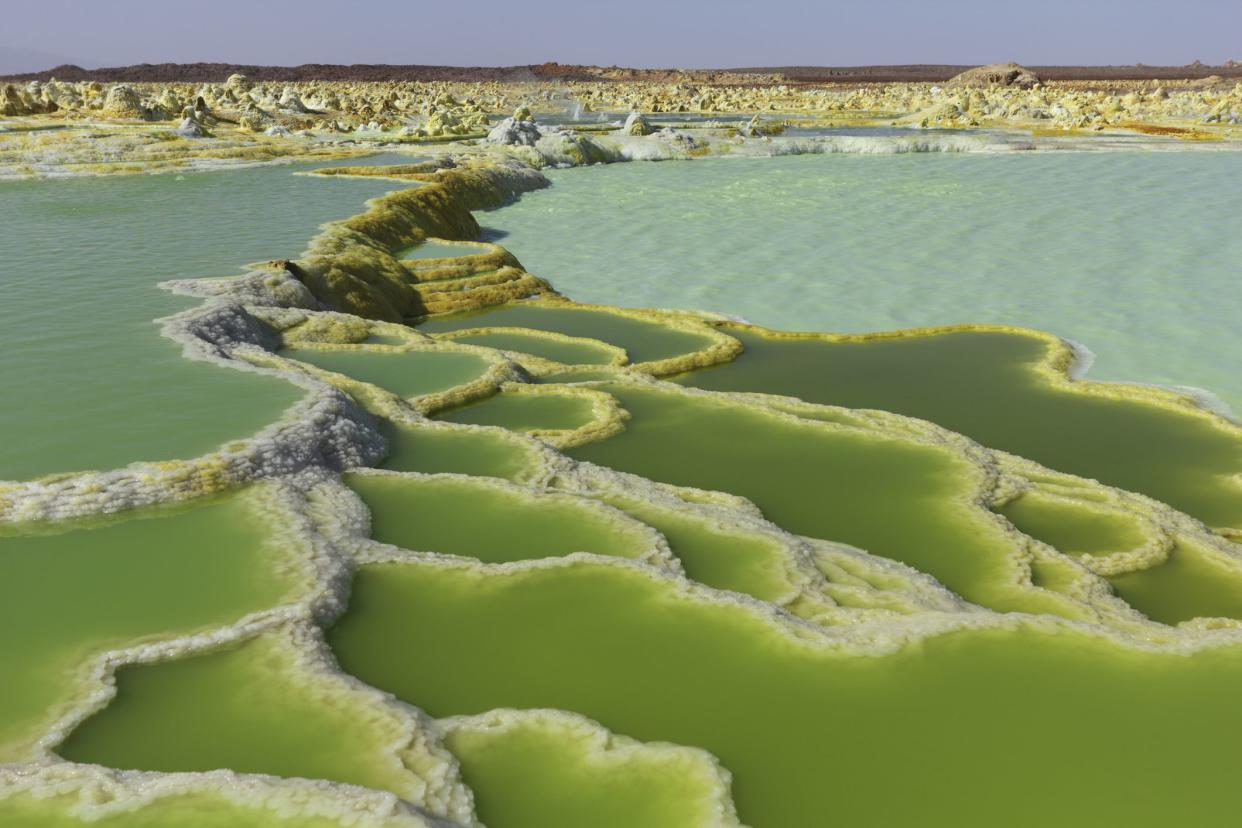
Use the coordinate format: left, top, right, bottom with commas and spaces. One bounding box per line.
0, 479, 479, 824
4, 68, 1240, 179
0, 123, 370, 179
221, 144, 1242, 632
293, 161, 554, 321
445, 382, 631, 449
6, 131, 1242, 636
433, 326, 630, 370
9, 90, 1242, 823
711, 320, 1242, 537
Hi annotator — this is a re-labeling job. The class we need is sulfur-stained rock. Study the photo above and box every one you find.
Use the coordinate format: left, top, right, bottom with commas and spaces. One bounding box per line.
623, 112, 653, 135
225, 73, 253, 94
1, 71, 1236, 150
101, 84, 147, 119
1, 84, 31, 116
737, 114, 785, 136
237, 107, 273, 133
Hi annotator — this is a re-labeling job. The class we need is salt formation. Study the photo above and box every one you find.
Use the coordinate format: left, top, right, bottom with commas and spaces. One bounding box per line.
100, 84, 150, 119
174, 106, 208, 137
4, 81, 1242, 826
485, 108, 542, 146
623, 112, 653, 135
279, 85, 309, 112
1, 83, 56, 115
4, 63, 1242, 181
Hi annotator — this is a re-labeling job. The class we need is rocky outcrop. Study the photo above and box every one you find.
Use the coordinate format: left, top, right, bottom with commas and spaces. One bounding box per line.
294, 159, 550, 321
237, 105, 273, 133
101, 84, 147, 118
655, 127, 702, 151
947, 63, 1040, 89
278, 86, 308, 112
737, 114, 784, 137
414, 106, 487, 138
0, 83, 59, 116
623, 112, 653, 135
485, 114, 540, 146
174, 106, 209, 137
1, 84, 30, 116
225, 73, 252, 94
1187, 75, 1228, 90
4, 72, 1238, 144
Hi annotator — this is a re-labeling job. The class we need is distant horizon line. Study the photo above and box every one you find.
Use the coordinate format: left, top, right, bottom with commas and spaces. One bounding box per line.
5, 59, 1240, 85
13, 58, 1242, 71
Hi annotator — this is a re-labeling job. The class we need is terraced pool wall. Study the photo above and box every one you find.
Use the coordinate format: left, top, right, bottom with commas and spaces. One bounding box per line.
9, 132, 1242, 828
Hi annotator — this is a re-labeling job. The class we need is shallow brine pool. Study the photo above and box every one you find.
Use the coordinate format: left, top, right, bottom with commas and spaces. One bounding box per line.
487, 151, 1242, 412
6, 143, 1242, 828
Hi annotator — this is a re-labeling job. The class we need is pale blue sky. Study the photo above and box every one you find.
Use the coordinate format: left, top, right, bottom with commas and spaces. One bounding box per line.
2, 0, 1239, 73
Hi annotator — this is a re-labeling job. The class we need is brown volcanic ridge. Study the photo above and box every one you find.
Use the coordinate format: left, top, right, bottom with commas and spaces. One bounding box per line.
4, 60, 1241, 84
2, 62, 745, 83
731, 60, 1242, 83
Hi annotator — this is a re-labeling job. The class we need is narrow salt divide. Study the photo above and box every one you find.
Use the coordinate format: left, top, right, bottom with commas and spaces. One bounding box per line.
437, 329, 623, 367
0, 488, 302, 762
281, 347, 492, 401
418, 304, 718, 366
442, 710, 742, 828
56, 626, 471, 819
0, 791, 403, 828
536, 368, 624, 383
327, 558, 1242, 828
439, 388, 600, 433
681, 328, 1242, 532
379, 422, 537, 480
347, 472, 658, 564
566, 382, 1058, 614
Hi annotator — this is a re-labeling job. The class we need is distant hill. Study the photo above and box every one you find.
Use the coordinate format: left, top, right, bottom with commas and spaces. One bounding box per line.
0, 62, 724, 84
728, 63, 1242, 83
3, 61, 1240, 84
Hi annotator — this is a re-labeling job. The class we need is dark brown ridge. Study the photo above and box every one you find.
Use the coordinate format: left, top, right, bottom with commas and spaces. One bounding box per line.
727, 63, 1242, 83
4, 61, 1240, 85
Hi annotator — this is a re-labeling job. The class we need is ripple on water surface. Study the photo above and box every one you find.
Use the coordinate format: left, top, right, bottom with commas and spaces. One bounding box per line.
487, 151, 1242, 410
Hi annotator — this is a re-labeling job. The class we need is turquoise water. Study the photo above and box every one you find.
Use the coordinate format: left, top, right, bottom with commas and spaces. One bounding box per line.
487, 152, 1242, 412
0, 157, 402, 481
